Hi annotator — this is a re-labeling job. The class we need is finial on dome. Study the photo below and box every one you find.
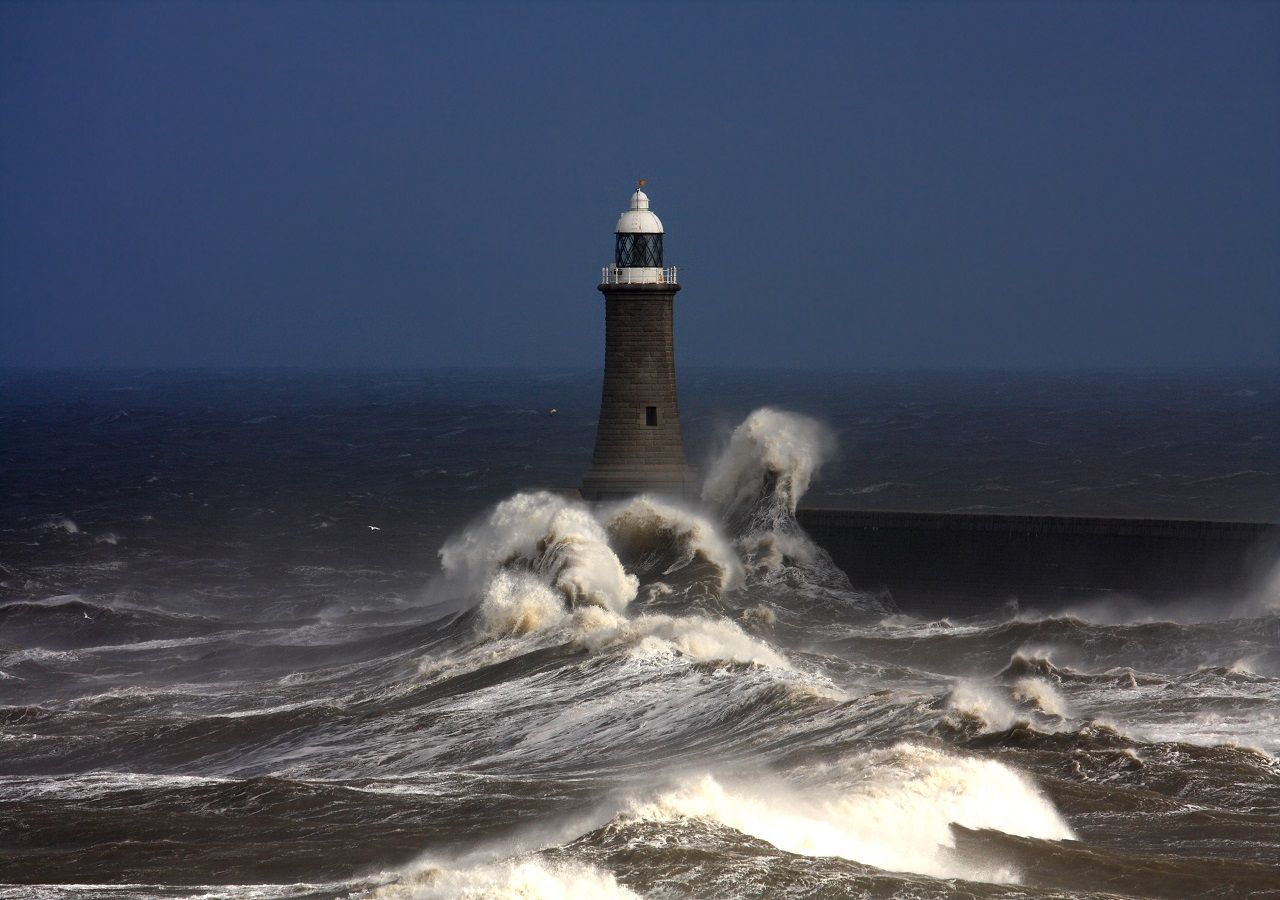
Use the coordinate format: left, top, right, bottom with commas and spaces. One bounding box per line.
617, 181, 662, 232
629, 184, 651, 212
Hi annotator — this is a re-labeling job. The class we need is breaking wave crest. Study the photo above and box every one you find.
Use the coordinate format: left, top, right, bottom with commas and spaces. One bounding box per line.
476, 571, 571, 638
579, 610, 792, 669
946, 680, 1022, 732
604, 495, 744, 598
438, 484, 789, 669
702, 407, 834, 535
623, 743, 1075, 884
699, 409, 885, 615
441, 492, 638, 616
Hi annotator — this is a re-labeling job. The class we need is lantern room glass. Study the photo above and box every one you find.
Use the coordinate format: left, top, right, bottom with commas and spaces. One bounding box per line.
615, 232, 664, 268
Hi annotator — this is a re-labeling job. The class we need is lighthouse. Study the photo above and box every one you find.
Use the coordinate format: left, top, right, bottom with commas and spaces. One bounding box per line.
581, 183, 698, 500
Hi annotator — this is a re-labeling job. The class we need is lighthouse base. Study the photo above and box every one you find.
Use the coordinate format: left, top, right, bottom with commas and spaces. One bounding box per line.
580, 464, 700, 502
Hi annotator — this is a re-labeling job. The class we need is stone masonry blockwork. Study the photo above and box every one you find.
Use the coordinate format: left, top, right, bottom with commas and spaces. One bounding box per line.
581, 282, 697, 499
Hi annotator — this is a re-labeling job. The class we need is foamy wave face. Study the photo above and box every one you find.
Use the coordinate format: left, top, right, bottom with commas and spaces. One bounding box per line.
439, 492, 570, 589
702, 408, 834, 529
625, 743, 1074, 884
436, 493, 791, 671
378, 857, 639, 900
603, 495, 743, 594
579, 610, 792, 669
948, 677, 1074, 730
1012, 676, 1071, 718
439, 491, 638, 616
947, 680, 1021, 731
535, 504, 638, 614
477, 571, 571, 638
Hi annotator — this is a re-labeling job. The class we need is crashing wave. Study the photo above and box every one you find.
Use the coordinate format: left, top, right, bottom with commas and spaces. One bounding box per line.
702, 407, 832, 537
431, 404, 898, 679
1011, 677, 1071, 718
603, 495, 743, 605
700, 408, 887, 613
439, 491, 638, 616
945, 680, 1023, 732
434, 489, 787, 670
622, 742, 1074, 885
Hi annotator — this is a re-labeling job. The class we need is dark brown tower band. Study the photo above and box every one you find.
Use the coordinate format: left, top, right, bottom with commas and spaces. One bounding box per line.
581, 281, 698, 500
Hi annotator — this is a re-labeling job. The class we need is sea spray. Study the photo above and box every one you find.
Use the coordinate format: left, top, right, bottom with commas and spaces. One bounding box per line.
700, 408, 887, 615
701, 408, 833, 579
477, 571, 571, 638
702, 407, 834, 532
1012, 676, 1072, 718
946, 680, 1021, 732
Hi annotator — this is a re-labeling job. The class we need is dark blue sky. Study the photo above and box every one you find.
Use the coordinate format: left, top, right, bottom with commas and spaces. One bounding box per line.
2, 1, 1278, 368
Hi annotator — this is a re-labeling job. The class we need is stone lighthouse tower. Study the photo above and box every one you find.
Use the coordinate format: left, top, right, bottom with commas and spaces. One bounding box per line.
581, 183, 698, 500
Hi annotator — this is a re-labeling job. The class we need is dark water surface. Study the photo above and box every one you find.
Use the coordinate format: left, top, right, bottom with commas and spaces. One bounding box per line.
2, 369, 1278, 899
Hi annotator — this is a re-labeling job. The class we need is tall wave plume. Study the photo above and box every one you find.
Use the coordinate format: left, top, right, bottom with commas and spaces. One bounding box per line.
702, 407, 834, 535
700, 408, 883, 613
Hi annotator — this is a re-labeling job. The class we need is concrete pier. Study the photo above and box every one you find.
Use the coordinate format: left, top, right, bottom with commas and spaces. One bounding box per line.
795, 508, 1280, 613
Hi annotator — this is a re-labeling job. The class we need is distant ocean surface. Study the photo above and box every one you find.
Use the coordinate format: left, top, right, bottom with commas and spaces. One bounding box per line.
2, 369, 1279, 898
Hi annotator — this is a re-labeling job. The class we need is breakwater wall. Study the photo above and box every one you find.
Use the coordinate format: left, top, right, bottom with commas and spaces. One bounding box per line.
795, 508, 1280, 614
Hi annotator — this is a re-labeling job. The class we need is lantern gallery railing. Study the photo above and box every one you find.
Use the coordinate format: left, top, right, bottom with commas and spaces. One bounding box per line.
600, 266, 679, 285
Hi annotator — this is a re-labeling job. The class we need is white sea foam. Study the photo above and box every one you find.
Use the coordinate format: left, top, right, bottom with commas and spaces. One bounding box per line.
0, 772, 236, 802
946, 680, 1020, 731
473, 580, 790, 668
477, 571, 572, 638
702, 407, 834, 525
376, 858, 638, 899
1012, 677, 1071, 718
603, 495, 743, 592
624, 743, 1074, 884
578, 610, 792, 669
439, 492, 637, 615
437, 489, 786, 669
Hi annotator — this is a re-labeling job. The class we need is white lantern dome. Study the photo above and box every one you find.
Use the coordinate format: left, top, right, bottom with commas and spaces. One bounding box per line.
615, 189, 664, 234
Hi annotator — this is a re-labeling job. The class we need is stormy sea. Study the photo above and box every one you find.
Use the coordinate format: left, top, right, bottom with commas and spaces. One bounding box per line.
3, 369, 1279, 899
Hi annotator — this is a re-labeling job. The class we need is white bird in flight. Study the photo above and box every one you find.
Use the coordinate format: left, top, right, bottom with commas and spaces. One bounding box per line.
367, 525, 381, 531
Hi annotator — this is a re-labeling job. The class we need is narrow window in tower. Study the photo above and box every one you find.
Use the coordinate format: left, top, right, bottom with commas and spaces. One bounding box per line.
646, 406, 658, 427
